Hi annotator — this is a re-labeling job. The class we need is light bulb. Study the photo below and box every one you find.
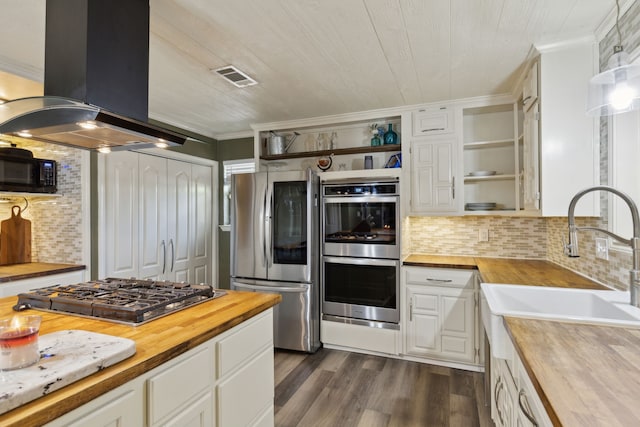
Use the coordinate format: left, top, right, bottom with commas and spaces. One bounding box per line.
609, 81, 636, 110
77, 121, 98, 130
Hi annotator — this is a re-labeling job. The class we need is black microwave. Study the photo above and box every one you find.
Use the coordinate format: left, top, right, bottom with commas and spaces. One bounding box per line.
0, 149, 57, 193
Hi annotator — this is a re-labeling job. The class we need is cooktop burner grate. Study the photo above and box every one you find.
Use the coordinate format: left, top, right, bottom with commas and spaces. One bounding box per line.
16, 278, 226, 325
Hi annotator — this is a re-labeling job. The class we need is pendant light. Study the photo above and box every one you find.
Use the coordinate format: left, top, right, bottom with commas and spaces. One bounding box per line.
587, 0, 640, 116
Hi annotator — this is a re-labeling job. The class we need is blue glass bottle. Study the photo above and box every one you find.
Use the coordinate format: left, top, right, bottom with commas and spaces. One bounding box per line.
383, 123, 398, 145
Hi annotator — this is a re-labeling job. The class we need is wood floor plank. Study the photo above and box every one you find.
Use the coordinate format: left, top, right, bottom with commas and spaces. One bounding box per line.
275, 349, 328, 407
274, 348, 490, 427
275, 369, 334, 427
357, 409, 391, 427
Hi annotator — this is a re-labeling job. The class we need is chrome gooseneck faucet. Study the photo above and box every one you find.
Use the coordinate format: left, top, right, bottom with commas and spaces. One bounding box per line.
565, 186, 640, 307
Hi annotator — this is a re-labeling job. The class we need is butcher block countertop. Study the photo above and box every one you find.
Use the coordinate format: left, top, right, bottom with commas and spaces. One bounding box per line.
403, 254, 608, 289
0, 263, 85, 283
506, 317, 640, 427
0, 290, 281, 427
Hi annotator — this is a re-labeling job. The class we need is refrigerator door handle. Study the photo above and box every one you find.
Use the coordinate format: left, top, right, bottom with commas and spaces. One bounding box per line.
262, 186, 268, 268
233, 282, 308, 293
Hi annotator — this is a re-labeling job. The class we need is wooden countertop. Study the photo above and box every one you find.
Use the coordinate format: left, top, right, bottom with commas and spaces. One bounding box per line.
506, 317, 640, 426
0, 263, 85, 283
0, 290, 281, 427
405, 253, 622, 426
403, 254, 608, 289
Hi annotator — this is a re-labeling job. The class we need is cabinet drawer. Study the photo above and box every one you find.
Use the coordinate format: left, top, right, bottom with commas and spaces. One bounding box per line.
217, 309, 273, 378
217, 347, 274, 427
405, 266, 474, 288
412, 107, 454, 136
148, 345, 213, 425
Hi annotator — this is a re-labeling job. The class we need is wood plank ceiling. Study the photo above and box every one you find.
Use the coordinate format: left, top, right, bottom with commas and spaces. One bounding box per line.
0, 0, 615, 139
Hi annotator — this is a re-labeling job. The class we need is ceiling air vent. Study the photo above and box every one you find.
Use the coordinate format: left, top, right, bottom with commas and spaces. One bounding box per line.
214, 66, 258, 88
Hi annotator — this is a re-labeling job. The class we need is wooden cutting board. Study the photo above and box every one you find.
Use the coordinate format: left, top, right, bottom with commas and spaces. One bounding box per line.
0, 206, 32, 265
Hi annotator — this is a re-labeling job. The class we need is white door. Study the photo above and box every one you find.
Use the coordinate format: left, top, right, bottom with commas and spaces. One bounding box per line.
104, 151, 139, 279
411, 138, 457, 213
139, 155, 168, 280
523, 102, 540, 211
191, 163, 212, 285
167, 159, 192, 282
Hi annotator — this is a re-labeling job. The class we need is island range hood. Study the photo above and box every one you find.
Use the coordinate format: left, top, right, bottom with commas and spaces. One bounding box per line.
0, 0, 187, 152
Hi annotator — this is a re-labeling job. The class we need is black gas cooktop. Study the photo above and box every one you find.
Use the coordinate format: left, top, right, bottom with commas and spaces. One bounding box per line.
15, 278, 226, 325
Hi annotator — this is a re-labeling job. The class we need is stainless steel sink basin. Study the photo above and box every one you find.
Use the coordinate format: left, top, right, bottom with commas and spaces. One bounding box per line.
481, 283, 640, 358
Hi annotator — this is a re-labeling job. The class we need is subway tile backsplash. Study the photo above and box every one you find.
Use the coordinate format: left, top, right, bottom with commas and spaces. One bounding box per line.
0, 142, 84, 264
407, 215, 632, 291
408, 216, 547, 259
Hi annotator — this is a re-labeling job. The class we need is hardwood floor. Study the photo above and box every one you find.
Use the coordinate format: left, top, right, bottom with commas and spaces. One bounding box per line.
274, 348, 492, 427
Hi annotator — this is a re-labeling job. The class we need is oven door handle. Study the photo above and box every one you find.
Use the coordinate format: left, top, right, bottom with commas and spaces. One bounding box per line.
322, 256, 399, 267
322, 195, 399, 204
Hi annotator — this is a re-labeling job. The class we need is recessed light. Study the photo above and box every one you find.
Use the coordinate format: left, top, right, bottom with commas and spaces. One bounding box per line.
78, 121, 98, 130
17, 131, 32, 138
97, 146, 111, 154
155, 140, 169, 149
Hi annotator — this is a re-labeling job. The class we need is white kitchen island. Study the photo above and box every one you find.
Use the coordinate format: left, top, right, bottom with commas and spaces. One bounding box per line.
0, 290, 280, 427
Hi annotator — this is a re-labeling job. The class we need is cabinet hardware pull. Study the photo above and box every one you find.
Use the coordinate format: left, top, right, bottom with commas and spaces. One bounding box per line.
169, 239, 175, 272
161, 240, 166, 275
409, 299, 413, 321
452, 176, 455, 199
421, 128, 445, 132
426, 278, 452, 283
495, 378, 504, 425
522, 95, 532, 104
518, 390, 539, 426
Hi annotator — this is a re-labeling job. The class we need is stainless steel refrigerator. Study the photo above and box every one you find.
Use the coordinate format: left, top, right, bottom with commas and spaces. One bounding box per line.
230, 169, 320, 352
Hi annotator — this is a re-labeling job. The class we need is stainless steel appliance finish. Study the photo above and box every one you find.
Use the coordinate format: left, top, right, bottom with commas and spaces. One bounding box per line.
322, 256, 400, 325
14, 278, 226, 325
322, 179, 400, 259
231, 169, 320, 353
231, 279, 316, 351
320, 178, 401, 327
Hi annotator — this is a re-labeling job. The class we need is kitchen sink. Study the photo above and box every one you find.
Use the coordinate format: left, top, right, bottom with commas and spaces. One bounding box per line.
481, 283, 640, 358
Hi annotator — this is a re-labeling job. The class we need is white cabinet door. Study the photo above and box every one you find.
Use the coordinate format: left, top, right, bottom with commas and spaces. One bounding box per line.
104, 151, 139, 279
191, 163, 213, 285
522, 102, 540, 211
410, 138, 457, 213
167, 159, 192, 282
139, 155, 168, 280
440, 290, 475, 361
404, 266, 477, 364
522, 62, 538, 112
412, 107, 454, 136
406, 288, 440, 354
538, 41, 598, 216
103, 153, 212, 284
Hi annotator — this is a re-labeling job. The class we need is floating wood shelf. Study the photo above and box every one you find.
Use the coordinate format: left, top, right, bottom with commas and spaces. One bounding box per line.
260, 144, 401, 161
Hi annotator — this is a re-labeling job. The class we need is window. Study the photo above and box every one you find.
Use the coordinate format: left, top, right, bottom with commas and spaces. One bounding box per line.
222, 159, 255, 227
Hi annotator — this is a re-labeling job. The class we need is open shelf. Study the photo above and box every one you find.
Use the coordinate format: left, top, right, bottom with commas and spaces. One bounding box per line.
260, 144, 401, 161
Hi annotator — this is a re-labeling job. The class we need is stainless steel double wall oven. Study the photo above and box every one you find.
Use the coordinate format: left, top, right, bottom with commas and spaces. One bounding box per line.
321, 178, 400, 328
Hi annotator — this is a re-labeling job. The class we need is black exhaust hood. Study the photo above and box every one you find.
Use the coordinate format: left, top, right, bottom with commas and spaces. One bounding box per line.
0, 0, 187, 151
